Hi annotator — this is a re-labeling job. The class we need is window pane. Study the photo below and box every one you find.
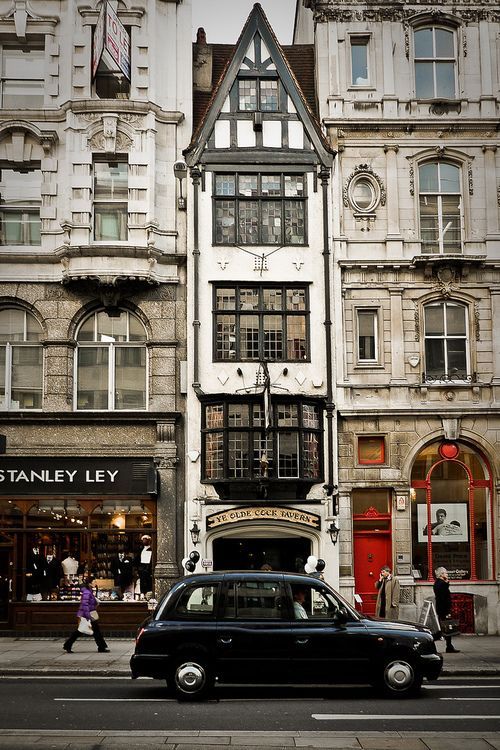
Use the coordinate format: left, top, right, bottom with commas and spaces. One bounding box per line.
284, 175, 304, 197
204, 432, 223, 479
215, 175, 235, 196
446, 339, 467, 378
441, 195, 461, 252
240, 288, 259, 310
420, 195, 439, 252
446, 304, 466, 336
176, 584, 217, 616
94, 162, 128, 199
278, 432, 298, 477
238, 79, 257, 110
216, 288, 236, 310
303, 432, 320, 478
206, 404, 224, 429
286, 289, 306, 311
435, 29, 455, 57
284, 200, 305, 245
425, 339, 445, 378
77, 347, 109, 409
215, 200, 235, 243
128, 315, 147, 342
415, 62, 434, 98
240, 315, 259, 359
228, 432, 249, 477
238, 175, 258, 197
351, 39, 368, 85
439, 163, 460, 193
277, 404, 298, 427
114, 347, 146, 409
261, 175, 281, 196
286, 316, 306, 360
436, 62, 455, 98
228, 404, 249, 426
425, 305, 444, 336
0, 309, 25, 341
263, 314, 283, 359
94, 204, 127, 241
11, 345, 42, 409
419, 163, 439, 192
358, 436, 385, 464
0, 168, 41, 204
77, 316, 95, 342
259, 79, 279, 111
3, 48, 44, 78
358, 311, 376, 360
414, 29, 433, 58
238, 201, 259, 244
234, 580, 282, 619
216, 315, 236, 359
261, 201, 281, 244
262, 288, 283, 310
97, 311, 128, 342
303, 404, 320, 429
352, 179, 374, 210
2, 78, 44, 109
254, 434, 272, 476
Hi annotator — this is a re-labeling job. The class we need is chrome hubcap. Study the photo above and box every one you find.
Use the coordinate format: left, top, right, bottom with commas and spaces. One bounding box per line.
175, 662, 205, 693
384, 660, 413, 691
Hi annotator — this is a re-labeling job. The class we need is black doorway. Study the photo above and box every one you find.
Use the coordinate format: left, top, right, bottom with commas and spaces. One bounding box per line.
212, 536, 310, 573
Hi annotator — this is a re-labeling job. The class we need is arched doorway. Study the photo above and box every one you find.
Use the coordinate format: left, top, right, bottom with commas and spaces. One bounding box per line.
211, 526, 314, 573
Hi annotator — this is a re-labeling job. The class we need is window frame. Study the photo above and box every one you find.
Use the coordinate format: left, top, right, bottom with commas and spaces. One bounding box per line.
92, 158, 129, 242
0, 165, 42, 247
349, 34, 372, 88
201, 398, 324, 483
413, 25, 457, 100
75, 309, 148, 411
213, 283, 310, 363
357, 436, 386, 466
418, 160, 463, 255
0, 44, 45, 109
0, 308, 43, 411
222, 579, 286, 620
213, 172, 307, 247
237, 76, 280, 112
356, 308, 379, 364
422, 300, 470, 383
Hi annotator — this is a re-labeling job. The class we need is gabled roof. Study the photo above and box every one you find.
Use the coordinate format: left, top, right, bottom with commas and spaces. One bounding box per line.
186, 3, 334, 168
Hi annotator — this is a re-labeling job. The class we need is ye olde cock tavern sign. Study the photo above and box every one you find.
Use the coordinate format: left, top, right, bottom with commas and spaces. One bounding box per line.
0, 458, 156, 496
206, 506, 321, 530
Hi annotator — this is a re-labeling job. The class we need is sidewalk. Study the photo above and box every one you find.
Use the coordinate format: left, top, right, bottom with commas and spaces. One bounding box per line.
0, 633, 498, 677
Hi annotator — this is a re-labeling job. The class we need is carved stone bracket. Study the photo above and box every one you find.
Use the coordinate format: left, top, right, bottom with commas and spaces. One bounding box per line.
156, 421, 176, 444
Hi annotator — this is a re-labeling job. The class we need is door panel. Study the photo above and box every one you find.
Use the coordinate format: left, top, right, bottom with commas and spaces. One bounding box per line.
353, 533, 391, 615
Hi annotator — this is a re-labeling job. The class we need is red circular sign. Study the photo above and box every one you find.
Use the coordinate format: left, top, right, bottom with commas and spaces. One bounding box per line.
439, 441, 459, 460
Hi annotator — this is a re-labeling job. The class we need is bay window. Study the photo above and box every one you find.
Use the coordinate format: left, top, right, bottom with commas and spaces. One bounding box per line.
93, 160, 128, 241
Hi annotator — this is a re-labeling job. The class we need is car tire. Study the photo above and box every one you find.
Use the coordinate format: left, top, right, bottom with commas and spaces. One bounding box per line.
170, 657, 214, 702
378, 657, 422, 698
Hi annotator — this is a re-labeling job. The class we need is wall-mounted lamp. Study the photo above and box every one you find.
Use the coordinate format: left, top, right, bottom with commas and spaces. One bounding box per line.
173, 159, 188, 210
190, 520, 201, 546
327, 519, 340, 546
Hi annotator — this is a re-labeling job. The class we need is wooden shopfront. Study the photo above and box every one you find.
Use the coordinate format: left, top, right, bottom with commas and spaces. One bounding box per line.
0, 457, 157, 633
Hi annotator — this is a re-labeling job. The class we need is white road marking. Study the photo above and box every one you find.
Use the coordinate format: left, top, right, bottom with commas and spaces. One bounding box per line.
312, 714, 500, 721
426, 684, 500, 690
440, 697, 500, 701
54, 698, 172, 702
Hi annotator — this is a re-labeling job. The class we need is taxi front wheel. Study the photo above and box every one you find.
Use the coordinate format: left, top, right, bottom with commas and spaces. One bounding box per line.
378, 658, 422, 698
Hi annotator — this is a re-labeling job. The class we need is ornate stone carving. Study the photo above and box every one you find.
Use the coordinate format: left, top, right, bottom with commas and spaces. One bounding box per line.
414, 304, 420, 341
433, 266, 458, 298
156, 421, 176, 443
311, 3, 500, 24
409, 164, 414, 196
343, 163, 386, 208
474, 301, 480, 342
89, 130, 132, 153
468, 162, 473, 195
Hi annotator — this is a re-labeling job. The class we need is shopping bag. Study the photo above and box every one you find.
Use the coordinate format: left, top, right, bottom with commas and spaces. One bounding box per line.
89, 610, 99, 621
439, 618, 460, 636
78, 617, 93, 636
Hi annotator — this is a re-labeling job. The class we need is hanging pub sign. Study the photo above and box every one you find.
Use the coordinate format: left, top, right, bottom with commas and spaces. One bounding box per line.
206, 506, 321, 530
92, 1, 130, 81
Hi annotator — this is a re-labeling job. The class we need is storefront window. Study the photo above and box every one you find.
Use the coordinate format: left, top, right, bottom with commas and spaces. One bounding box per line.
411, 441, 492, 581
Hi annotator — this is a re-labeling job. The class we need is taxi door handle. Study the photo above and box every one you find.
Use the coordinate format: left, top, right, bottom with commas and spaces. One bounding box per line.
217, 636, 232, 646
295, 637, 309, 645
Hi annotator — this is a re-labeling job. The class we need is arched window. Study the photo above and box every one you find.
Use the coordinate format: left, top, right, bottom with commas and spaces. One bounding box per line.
423, 300, 469, 382
0, 308, 43, 410
411, 441, 493, 581
76, 310, 147, 411
414, 26, 457, 99
419, 161, 462, 254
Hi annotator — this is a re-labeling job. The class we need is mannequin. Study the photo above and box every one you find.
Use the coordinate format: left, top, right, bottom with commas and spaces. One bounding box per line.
134, 535, 153, 598
26, 546, 48, 599
110, 551, 134, 598
61, 553, 79, 579
43, 554, 63, 599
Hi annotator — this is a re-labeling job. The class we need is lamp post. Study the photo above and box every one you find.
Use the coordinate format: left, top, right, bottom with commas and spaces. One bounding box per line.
189, 520, 201, 546
327, 519, 340, 545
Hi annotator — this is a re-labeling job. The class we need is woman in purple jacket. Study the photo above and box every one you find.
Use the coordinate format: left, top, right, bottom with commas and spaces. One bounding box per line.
63, 577, 109, 653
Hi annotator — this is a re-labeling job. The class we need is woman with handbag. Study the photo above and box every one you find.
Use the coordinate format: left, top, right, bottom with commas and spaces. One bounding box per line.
433, 566, 460, 653
63, 577, 109, 653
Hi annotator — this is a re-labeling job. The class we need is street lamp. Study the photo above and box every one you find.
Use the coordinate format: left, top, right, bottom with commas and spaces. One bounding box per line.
327, 519, 340, 546
173, 159, 187, 210
189, 520, 201, 546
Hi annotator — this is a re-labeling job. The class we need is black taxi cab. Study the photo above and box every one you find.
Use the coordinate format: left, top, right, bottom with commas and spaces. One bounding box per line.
130, 571, 442, 701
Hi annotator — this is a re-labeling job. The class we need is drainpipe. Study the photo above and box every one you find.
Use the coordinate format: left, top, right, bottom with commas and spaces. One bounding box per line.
190, 166, 202, 394
320, 166, 336, 514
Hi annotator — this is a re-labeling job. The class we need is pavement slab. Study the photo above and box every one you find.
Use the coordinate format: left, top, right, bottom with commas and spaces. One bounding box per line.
358, 740, 428, 750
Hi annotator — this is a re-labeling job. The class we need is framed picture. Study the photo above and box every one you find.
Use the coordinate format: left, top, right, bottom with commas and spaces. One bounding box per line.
417, 503, 469, 543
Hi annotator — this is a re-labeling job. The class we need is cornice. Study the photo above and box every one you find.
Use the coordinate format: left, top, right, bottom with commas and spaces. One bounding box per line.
309, 2, 500, 23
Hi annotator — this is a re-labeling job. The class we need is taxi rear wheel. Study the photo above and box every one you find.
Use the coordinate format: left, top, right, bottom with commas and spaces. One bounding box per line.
170, 657, 214, 701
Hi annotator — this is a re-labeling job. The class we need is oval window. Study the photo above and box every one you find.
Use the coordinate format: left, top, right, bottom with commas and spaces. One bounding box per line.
350, 177, 377, 212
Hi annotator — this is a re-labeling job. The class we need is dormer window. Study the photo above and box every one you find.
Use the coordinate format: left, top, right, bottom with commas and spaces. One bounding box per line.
238, 78, 279, 111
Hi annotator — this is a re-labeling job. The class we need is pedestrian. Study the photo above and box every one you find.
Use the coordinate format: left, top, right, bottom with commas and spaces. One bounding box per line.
375, 565, 400, 620
63, 577, 109, 653
433, 566, 460, 653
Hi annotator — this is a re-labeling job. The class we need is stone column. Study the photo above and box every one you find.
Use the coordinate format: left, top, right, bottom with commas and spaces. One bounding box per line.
389, 288, 406, 383
482, 145, 499, 239
490, 288, 500, 385
384, 144, 402, 256
154, 420, 180, 598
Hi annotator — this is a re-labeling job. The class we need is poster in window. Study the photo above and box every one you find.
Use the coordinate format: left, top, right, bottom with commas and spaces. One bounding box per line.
417, 503, 468, 543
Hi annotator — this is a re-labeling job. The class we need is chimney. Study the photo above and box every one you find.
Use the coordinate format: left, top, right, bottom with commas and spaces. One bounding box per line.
194, 27, 212, 93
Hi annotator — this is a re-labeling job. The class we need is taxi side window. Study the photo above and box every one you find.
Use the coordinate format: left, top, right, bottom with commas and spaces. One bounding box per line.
223, 580, 283, 619
290, 582, 339, 620
174, 584, 218, 617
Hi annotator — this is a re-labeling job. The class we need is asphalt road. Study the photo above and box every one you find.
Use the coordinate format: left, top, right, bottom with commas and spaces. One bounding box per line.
0, 676, 499, 733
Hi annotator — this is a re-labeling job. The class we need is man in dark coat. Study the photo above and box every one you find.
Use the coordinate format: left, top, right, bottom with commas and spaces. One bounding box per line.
433, 566, 460, 653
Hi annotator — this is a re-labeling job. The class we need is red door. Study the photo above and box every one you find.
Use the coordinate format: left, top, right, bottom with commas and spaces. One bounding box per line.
353, 532, 392, 615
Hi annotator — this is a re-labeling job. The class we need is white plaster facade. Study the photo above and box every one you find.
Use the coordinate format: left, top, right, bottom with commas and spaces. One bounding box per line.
295, 0, 500, 632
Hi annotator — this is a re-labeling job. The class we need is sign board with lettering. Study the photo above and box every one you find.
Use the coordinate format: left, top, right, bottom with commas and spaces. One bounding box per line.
92, 1, 130, 80
0, 458, 156, 495
206, 506, 321, 530
418, 599, 440, 635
